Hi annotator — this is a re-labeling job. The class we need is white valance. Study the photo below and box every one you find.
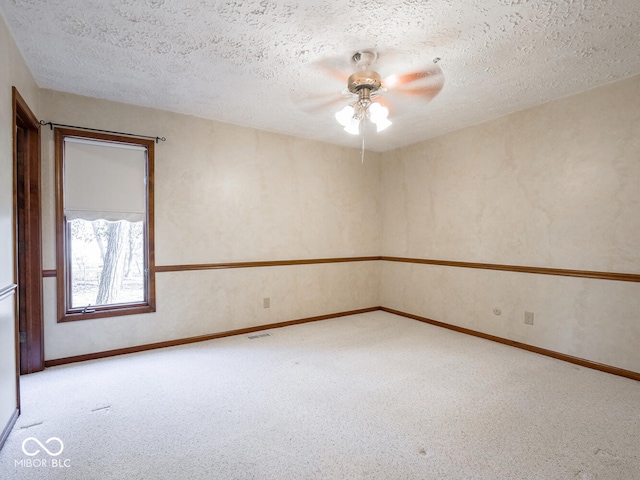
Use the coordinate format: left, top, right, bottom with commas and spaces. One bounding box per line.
64, 137, 147, 222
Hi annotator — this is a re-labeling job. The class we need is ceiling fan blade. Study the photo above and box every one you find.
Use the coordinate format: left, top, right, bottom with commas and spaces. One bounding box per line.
385, 64, 444, 89
301, 90, 343, 101
292, 85, 355, 112
316, 57, 350, 84
382, 61, 444, 102
299, 96, 349, 113
391, 83, 444, 99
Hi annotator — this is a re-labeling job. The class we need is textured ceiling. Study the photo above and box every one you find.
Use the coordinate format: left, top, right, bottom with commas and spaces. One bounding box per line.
1, 0, 640, 151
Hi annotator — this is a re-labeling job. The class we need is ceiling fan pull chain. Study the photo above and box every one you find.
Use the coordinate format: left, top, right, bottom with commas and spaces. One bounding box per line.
361, 122, 365, 163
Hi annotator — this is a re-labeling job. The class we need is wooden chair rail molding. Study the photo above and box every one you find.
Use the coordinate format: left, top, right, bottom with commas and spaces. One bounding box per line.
42, 257, 380, 277
380, 256, 640, 283
154, 256, 381, 272
43, 256, 640, 282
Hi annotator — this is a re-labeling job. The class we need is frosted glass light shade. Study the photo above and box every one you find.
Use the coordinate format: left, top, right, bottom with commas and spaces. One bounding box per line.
335, 106, 355, 128
374, 117, 392, 132
368, 102, 386, 122
369, 102, 392, 132
344, 118, 360, 135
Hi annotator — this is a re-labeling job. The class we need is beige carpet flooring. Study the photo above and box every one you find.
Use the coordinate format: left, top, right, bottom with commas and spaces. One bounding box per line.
0, 310, 638, 479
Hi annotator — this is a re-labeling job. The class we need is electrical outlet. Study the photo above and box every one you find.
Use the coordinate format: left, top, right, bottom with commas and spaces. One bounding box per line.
263, 297, 270, 309
524, 311, 534, 325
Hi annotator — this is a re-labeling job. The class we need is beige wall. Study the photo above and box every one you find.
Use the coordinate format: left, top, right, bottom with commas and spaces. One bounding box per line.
0, 13, 39, 287
39, 90, 381, 359
3, 10, 640, 396
380, 74, 640, 372
34, 74, 640, 373
0, 11, 39, 438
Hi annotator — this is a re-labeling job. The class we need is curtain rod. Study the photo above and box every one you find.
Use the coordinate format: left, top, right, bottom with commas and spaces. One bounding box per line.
39, 121, 166, 143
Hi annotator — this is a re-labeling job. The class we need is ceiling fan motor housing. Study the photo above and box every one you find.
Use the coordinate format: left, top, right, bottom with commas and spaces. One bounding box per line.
347, 70, 382, 94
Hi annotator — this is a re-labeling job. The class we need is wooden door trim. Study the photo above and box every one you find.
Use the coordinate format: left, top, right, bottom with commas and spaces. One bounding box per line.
13, 87, 44, 375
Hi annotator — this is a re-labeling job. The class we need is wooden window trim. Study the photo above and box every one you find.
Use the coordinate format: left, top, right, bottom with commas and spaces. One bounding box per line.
54, 128, 156, 322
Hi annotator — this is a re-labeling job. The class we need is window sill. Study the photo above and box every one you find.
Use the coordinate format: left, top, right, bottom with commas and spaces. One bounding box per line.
58, 303, 155, 323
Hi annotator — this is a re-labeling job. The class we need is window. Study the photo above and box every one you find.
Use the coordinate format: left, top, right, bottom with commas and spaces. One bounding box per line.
55, 128, 155, 322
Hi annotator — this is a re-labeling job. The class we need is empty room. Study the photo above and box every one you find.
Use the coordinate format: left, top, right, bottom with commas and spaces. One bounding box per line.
1, 1, 639, 479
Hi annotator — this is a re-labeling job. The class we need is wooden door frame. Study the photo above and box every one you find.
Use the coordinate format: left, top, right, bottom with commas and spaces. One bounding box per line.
13, 87, 44, 375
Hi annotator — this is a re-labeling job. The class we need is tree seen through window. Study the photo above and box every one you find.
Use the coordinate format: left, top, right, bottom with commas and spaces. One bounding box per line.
70, 219, 144, 308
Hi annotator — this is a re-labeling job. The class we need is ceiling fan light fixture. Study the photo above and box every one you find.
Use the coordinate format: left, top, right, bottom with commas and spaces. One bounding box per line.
335, 105, 355, 128
344, 117, 361, 135
374, 116, 392, 132
368, 101, 385, 120
335, 100, 390, 134
336, 104, 360, 134
368, 102, 392, 132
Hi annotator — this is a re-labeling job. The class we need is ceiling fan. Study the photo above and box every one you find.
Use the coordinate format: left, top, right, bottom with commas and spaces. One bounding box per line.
316, 50, 445, 136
